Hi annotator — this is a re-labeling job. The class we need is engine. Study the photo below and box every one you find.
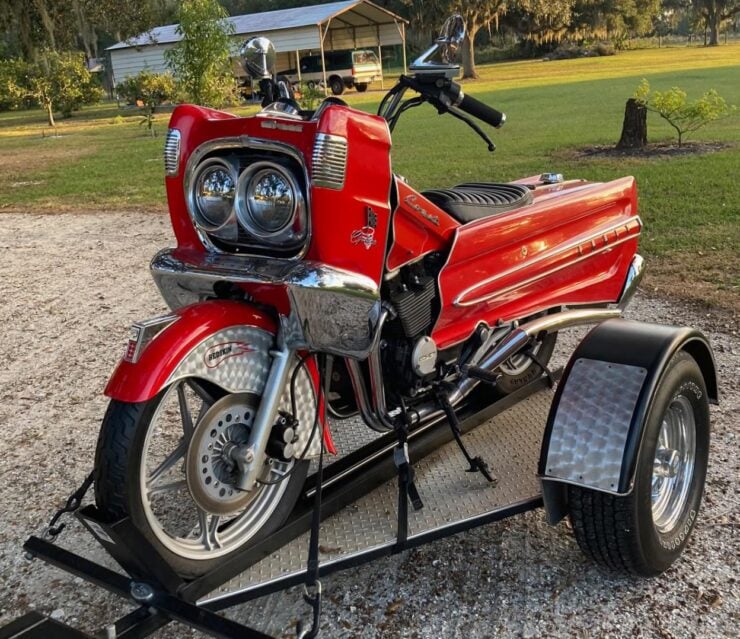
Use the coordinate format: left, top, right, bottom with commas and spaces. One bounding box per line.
381, 253, 445, 399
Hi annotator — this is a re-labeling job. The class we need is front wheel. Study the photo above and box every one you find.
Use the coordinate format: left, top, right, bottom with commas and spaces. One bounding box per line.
94, 379, 309, 578
568, 351, 710, 576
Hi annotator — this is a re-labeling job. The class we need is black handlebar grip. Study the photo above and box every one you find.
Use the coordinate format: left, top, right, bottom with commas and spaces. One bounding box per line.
458, 92, 506, 128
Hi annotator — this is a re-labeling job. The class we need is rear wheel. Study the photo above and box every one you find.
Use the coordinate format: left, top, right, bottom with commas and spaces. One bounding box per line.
94, 379, 308, 578
355, 82, 369, 93
329, 76, 344, 95
496, 331, 557, 395
568, 352, 709, 576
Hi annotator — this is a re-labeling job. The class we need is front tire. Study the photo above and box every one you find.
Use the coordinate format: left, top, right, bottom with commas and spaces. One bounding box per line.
568, 352, 710, 576
94, 380, 309, 578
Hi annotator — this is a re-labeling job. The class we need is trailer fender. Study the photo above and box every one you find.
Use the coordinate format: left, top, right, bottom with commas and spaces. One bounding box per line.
538, 318, 717, 525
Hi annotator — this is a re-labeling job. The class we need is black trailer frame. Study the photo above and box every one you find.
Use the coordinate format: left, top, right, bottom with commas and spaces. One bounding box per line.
3, 375, 553, 639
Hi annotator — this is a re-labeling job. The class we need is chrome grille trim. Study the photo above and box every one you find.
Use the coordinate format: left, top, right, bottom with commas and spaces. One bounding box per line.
312, 133, 347, 189
164, 128, 181, 176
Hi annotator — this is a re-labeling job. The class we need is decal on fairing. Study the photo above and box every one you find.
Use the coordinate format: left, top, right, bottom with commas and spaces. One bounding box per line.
204, 341, 255, 369
166, 326, 273, 395
405, 194, 440, 226
351, 206, 379, 250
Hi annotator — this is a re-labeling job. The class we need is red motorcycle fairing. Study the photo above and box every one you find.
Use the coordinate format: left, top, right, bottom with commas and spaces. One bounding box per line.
104, 299, 335, 453
386, 179, 458, 272
166, 103, 393, 290
433, 177, 640, 348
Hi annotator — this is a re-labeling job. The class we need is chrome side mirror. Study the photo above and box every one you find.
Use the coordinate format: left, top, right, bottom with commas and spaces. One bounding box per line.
436, 15, 465, 64
240, 37, 276, 80
410, 14, 465, 77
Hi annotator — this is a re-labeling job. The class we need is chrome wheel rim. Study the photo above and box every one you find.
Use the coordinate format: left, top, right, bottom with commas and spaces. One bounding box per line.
651, 394, 696, 534
139, 380, 292, 561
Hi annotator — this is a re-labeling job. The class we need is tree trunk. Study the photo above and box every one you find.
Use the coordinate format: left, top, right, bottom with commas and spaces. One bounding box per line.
616, 98, 647, 150
45, 100, 55, 128
708, 12, 720, 46
461, 26, 479, 79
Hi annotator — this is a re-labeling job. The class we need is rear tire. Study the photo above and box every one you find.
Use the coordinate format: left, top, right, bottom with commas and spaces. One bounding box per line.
329, 76, 344, 95
355, 82, 369, 93
567, 352, 709, 576
94, 382, 309, 578
496, 331, 557, 395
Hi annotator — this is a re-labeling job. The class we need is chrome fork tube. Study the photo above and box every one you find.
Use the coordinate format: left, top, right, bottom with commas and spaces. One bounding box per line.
233, 337, 294, 492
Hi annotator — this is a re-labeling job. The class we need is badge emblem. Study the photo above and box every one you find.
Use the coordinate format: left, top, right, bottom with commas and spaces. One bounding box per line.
204, 341, 254, 368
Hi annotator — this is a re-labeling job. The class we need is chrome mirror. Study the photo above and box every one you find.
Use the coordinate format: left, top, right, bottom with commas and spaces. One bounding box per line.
240, 37, 276, 79
436, 15, 465, 64
410, 14, 465, 77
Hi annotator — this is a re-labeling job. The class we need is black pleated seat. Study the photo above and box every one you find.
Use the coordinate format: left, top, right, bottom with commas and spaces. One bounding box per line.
422, 182, 533, 224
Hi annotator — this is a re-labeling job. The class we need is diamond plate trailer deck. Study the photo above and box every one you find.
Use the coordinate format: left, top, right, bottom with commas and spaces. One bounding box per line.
10, 375, 554, 639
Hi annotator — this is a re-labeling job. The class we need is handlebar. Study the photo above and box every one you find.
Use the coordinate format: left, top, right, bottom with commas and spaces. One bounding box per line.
458, 92, 506, 129
441, 81, 506, 129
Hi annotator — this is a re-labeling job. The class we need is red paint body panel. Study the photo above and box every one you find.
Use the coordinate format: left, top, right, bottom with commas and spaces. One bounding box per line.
105, 300, 276, 403
434, 177, 639, 347
309, 105, 393, 286
386, 179, 459, 272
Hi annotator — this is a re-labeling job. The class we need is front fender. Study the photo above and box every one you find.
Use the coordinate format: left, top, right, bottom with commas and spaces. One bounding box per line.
105, 300, 277, 403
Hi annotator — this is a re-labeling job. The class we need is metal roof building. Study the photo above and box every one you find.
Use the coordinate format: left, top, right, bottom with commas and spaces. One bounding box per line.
107, 0, 408, 90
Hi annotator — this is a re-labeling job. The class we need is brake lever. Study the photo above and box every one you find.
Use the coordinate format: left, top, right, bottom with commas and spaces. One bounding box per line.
444, 105, 496, 152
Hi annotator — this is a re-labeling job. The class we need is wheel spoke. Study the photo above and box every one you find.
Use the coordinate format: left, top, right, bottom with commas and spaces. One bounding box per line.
187, 379, 217, 407
196, 510, 222, 551
147, 439, 188, 488
177, 383, 194, 439
148, 479, 187, 498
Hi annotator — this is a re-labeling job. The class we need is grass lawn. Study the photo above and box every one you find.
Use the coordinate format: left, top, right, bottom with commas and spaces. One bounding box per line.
1, 44, 738, 313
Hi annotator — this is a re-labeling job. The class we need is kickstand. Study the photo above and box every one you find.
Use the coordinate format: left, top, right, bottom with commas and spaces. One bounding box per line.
435, 388, 497, 485
394, 400, 424, 550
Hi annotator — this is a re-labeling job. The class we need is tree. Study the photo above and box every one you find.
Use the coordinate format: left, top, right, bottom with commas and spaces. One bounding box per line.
117, 70, 176, 136
455, 1, 508, 79
1, 51, 102, 126
508, 0, 575, 44
692, 0, 740, 45
165, 0, 236, 108
634, 79, 736, 146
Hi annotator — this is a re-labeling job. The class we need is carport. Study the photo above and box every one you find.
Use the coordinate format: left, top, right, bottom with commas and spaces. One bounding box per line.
107, 0, 409, 93
231, 0, 409, 92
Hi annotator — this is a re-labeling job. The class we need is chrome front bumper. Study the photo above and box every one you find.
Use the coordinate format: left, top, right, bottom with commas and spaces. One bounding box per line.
150, 249, 382, 359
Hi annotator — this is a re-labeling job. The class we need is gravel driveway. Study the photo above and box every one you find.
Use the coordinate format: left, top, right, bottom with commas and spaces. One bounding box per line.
0, 212, 737, 638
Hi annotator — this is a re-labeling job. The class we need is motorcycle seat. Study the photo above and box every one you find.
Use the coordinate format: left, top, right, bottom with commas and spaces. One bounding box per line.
422, 182, 532, 224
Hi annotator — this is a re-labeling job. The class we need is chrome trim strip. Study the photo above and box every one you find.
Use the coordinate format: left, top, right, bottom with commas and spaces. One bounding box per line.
311, 133, 347, 190
617, 254, 645, 310
164, 128, 181, 177
150, 248, 382, 360
454, 216, 643, 307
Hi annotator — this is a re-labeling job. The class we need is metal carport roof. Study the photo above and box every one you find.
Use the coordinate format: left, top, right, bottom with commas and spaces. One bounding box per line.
106, 1, 407, 51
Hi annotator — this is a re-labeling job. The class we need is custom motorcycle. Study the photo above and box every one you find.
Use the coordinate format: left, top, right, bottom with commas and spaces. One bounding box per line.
93, 16, 715, 587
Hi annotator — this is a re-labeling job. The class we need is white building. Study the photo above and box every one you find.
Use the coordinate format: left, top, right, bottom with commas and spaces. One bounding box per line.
107, 0, 408, 88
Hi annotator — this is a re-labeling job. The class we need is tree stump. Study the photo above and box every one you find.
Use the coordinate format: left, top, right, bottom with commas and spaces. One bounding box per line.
617, 98, 647, 150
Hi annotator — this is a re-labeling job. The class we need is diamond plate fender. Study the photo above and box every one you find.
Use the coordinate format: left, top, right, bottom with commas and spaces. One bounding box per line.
538, 318, 717, 524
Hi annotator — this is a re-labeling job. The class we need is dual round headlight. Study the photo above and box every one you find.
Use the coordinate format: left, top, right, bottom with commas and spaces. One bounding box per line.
190, 159, 304, 246
236, 163, 297, 237
193, 160, 235, 230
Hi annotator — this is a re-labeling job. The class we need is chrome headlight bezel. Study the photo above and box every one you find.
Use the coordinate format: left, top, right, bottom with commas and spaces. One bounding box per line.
235, 161, 305, 242
183, 137, 310, 256
187, 157, 239, 233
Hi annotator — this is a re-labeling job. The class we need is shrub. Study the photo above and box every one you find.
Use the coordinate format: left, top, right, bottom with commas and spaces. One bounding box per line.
116, 70, 177, 136
635, 79, 737, 147
165, 0, 236, 108
0, 51, 102, 125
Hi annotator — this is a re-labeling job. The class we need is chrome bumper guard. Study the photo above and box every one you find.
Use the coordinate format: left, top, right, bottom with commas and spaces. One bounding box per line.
150, 249, 382, 359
